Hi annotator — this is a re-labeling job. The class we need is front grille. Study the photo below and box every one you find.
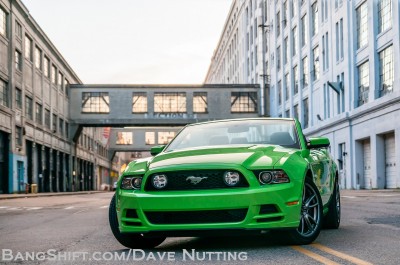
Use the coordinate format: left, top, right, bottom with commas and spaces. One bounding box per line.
144, 170, 249, 191
145, 209, 248, 224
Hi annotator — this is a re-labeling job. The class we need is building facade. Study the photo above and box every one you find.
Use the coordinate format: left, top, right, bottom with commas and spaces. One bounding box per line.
206, 0, 400, 189
0, 0, 115, 193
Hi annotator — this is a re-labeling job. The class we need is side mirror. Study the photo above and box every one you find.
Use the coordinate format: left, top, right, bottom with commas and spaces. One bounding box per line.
150, 145, 166, 156
307, 137, 330, 149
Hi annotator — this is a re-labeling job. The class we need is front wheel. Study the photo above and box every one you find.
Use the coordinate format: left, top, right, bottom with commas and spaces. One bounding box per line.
109, 194, 166, 249
285, 177, 323, 245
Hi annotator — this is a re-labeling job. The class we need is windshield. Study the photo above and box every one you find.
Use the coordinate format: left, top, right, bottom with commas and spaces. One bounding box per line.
166, 119, 300, 152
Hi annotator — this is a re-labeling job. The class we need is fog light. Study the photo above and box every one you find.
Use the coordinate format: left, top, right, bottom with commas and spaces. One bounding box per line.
223, 171, 240, 186
152, 174, 168, 189
259, 172, 273, 184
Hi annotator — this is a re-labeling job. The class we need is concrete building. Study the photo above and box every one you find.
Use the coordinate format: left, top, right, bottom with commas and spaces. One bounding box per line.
206, 0, 400, 189
0, 0, 115, 193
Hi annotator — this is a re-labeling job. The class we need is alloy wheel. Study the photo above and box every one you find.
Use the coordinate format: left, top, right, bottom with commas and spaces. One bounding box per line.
297, 182, 321, 237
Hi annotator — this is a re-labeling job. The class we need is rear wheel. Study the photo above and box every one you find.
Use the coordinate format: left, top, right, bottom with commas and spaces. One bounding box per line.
323, 179, 341, 229
109, 194, 166, 249
285, 177, 323, 245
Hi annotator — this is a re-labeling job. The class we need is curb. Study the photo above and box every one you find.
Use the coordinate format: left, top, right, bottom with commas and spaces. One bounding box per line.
0, 191, 111, 200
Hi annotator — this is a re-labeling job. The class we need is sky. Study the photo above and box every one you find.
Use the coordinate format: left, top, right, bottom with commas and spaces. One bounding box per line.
21, 0, 232, 84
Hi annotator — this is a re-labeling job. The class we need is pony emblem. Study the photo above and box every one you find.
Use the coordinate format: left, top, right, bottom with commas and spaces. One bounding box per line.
186, 176, 208, 185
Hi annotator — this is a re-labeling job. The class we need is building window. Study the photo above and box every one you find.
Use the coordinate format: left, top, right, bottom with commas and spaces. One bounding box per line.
285, 73, 289, 101
0, 7, 7, 37
291, 0, 296, 18
34, 46, 42, 70
158, 132, 176, 145
193, 92, 207, 113
154, 92, 186, 113
25, 35, 32, 61
278, 81, 282, 105
285, 109, 290, 118
59, 118, 64, 136
294, 104, 299, 120
52, 114, 57, 133
292, 26, 297, 56
230, 92, 257, 113
303, 98, 309, 128
58, 72, 63, 91
301, 14, 307, 47
15, 21, 22, 39
145, 132, 155, 145
132, 92, 147, 113
283, 1, 288, 28
302, 56, 309, 87
379, 45, 394, 97
312, 1, 319, 36
16, 127, 22, 147
293, 65, 299, 94
0, 79, 9, 108
35, 103, 42, 125
284, 37, 288, 65
15, 50, 22, 71
276, 11, 281, 37
44, 56, 50, 77
65, 79, 69, 97
339, 18, 344, 59
65, 122, 69, 138
277, 46, 281, 71
82, 92, 110, 113
356, 2, 368, 49
25, 96, 33, 119
312, 46, 320, 81
358, 61, 369, 106
378, 0, 392, 33
45, 109, 50, 129
15, 88, 22, 109
51, 65, 57, 84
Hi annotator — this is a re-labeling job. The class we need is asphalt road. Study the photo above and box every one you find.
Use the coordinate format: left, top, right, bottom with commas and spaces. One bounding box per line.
0, 190, 399, 265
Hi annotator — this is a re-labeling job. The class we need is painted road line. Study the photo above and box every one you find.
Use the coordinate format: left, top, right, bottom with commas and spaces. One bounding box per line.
8, 207, 22, 210
100, 205, 108, 209
0, 206, 9, 209
342, 196, 356, 199
311, 243, 373, 265
26, 207, 43, 210
65, 206, 75, 209
291, 246, 341, 265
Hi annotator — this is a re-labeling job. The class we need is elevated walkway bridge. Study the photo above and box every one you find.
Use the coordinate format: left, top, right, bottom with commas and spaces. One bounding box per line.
69, 84, 262, 155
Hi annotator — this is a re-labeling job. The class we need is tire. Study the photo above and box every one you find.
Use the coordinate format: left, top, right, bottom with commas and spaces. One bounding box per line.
109, 194, 166, 249
284, 177, 323, 245
323, 178, 341, 229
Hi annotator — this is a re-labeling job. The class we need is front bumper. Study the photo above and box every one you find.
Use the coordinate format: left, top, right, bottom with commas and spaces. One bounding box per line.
116, 182, 302, 235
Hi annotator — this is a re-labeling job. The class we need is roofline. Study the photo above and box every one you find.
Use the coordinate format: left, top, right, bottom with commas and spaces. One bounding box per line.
69, 83, 260, 89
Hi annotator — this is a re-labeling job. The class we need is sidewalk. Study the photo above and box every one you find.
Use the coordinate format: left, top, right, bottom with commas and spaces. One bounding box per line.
0, 190, 110, 200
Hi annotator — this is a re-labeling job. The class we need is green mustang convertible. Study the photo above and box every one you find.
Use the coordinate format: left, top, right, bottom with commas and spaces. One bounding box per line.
109, 118, 340, 248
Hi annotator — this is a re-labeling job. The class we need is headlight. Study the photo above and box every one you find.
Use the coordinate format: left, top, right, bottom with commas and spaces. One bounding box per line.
152, 174, 168, 189
223, 171, 240, 186
121, 176, 143, 190
259, 172, 273, 184
257, 170, 290, 185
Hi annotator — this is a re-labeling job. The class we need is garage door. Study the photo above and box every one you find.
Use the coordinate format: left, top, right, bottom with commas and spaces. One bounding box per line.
363, 140, 371, 189
385, 133, 396, 188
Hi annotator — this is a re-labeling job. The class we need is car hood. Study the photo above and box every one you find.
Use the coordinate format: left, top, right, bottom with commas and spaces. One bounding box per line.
148, 145, 296, 171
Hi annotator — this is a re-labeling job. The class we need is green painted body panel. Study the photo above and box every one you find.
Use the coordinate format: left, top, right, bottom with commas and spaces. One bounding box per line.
115, 118, 337, 234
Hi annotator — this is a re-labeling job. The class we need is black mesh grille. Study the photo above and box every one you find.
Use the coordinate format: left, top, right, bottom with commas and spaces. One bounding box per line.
145, 209, 248, 224
144, 170, 249, 191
